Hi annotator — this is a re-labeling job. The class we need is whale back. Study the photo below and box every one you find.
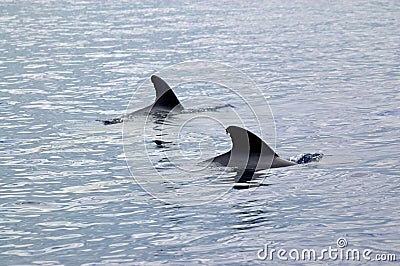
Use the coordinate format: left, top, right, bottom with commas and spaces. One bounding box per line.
212, 126, 295, 170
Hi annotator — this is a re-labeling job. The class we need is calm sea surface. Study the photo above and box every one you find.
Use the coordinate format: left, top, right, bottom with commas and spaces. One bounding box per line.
0, 1, 399, 265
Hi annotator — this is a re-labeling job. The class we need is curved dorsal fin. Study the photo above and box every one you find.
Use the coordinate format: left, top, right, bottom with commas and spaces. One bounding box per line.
226, 126, 277, 157
151, 75, 182, 110
151, 75, 171, 100
210, 126, 296, 170
226, 126, 296, 169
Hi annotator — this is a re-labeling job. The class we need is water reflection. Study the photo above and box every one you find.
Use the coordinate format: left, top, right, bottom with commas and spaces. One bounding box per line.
0, 0, 399, 264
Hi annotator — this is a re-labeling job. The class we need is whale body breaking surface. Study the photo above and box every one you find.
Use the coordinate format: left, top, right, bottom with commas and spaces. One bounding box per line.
101, 75, 323, 179
207, 126, 323, 171
100, 75, 183, 125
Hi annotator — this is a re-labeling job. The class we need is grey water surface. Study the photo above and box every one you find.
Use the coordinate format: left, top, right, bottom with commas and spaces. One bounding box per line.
0, 1, 399, 265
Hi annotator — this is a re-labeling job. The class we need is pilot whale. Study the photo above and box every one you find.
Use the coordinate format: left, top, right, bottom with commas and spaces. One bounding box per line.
209, 126, 322, 171
100, 75, 183, 125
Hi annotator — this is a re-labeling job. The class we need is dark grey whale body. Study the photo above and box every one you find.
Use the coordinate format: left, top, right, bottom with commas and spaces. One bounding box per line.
100, 75, 183, 125
209, 126, 322, 171
101, 74, 322, 182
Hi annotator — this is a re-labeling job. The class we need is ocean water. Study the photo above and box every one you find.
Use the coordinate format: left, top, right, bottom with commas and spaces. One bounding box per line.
0, 0, 399, 265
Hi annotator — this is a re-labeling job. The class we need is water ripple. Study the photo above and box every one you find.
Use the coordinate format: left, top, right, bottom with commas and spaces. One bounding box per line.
0, 0, 399, 264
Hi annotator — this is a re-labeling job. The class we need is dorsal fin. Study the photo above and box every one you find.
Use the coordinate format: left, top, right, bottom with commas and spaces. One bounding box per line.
227, 126, 277, 157
210, 126, 296, 170
225, 126, 295, 169
151, 75, 171, 100
151, 75, 182, 110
